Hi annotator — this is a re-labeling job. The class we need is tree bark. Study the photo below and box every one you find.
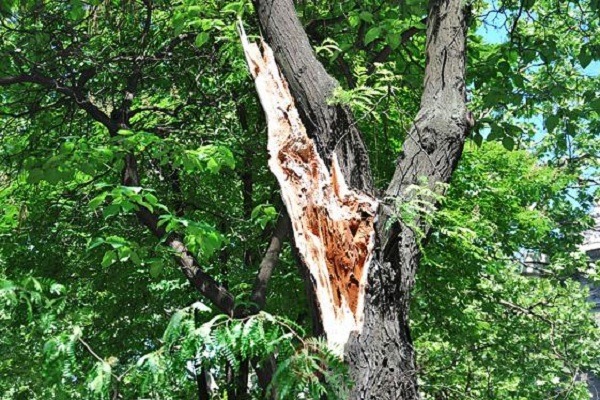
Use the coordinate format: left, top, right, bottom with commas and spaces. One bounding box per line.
346, 0, 471, 397
250, 0, 471, 398
250, 212, 291, 311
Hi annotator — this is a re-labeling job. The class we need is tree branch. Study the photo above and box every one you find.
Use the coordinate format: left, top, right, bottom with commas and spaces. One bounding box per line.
369, 19, 426, 70
498, 299, 553, 325
346, 1, 472, 396
249, 212, 291, 311
0, 74, 117, 130
254, 0, 373, 191
121, 153, 237, 316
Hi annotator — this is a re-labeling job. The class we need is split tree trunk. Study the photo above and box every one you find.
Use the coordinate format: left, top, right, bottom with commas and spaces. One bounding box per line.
250, 0, 471, 398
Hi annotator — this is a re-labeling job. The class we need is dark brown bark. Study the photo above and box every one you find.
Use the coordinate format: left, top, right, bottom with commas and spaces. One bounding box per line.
348, 0, 471, 397
249, 212, 291, 310
195, 365, 210, 400
253, 0, 471, 398
235, 359, 250, 399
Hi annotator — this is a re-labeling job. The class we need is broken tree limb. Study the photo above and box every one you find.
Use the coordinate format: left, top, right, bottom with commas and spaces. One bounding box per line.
239, 25, 379, 353
253, 0, 373, 192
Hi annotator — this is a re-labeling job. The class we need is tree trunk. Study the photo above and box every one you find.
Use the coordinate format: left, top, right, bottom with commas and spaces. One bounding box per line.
249, 0, 471, 398
346, 0, 471, 397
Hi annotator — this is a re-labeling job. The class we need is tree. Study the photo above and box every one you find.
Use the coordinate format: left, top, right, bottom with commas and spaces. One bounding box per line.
0, 0, 598, 399
246, 0, 470, 397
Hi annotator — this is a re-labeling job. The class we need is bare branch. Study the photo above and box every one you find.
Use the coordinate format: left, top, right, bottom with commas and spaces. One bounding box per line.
249, 212, 291, 311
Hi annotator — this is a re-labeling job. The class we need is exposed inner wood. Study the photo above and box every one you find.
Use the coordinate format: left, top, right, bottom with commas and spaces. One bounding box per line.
240, 27, 378, 352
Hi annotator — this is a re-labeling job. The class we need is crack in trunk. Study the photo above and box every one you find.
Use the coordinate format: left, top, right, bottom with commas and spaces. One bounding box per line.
240, 27, 379, 353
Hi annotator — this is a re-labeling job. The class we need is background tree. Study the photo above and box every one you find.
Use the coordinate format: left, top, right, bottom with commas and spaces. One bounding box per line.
0, 0, 598, 399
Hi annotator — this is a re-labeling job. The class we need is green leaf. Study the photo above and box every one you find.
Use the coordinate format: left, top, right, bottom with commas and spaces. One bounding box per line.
43, 168, 61, 184
136, 200, 153, 212
199, 231, 221, 257
195, 32, 210, 48
60, 142, 75, 153
488, 124, 503, 141
119, 200, 137, 212
206, 157, 220, 174
502, 136, 515, 150
130, 251, 142, 266
172, 13, 186, 35
118, 246, 131, 262
88, 237, 105, 250
102, 204, 121, 219
105, 235, 127, 249
364, 27, 381, 45
578, 46, 592, 68
386, 33, 401, 50
27, 169, 44, 184
251, 205, 262, 220
149, 261, 163, 278
0, 279, 16, 292
89, 193, 107, 210
359, 11, 373, 23
68, 0, 85, 21
222, 2, 244, 16
589, 98, 600, 114
545, 115, 559, 132
348, 14, 360, 28
101, 250, 117, 268
145, 193, 159, 206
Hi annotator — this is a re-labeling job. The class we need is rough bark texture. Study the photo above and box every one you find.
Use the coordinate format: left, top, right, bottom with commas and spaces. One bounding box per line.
252, 0, 471, 398
346, 1, 471, 398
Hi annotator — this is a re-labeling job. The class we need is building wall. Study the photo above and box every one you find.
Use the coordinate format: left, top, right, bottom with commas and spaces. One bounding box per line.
582, 206, 600, 399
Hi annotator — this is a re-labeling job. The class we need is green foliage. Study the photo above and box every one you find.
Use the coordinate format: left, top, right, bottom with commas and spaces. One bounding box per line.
270, 338, 351, 400
251, 204, 278, 229
38, 301, 350, 399
386, 178, 447, 242
413, 143, 600, 399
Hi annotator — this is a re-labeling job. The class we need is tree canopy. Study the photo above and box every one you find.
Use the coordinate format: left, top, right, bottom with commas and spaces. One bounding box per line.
0, 0, 599, 399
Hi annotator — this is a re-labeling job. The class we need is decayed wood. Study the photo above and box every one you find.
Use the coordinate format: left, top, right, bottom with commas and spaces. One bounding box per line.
248, 0, 471, 396
240, 26, 379, 352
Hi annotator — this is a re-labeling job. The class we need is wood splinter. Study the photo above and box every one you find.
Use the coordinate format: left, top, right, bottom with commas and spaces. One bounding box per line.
239, 25, 379, 354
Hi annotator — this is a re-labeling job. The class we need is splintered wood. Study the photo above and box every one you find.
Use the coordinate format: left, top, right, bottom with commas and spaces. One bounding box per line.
240, 27, 378, 353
